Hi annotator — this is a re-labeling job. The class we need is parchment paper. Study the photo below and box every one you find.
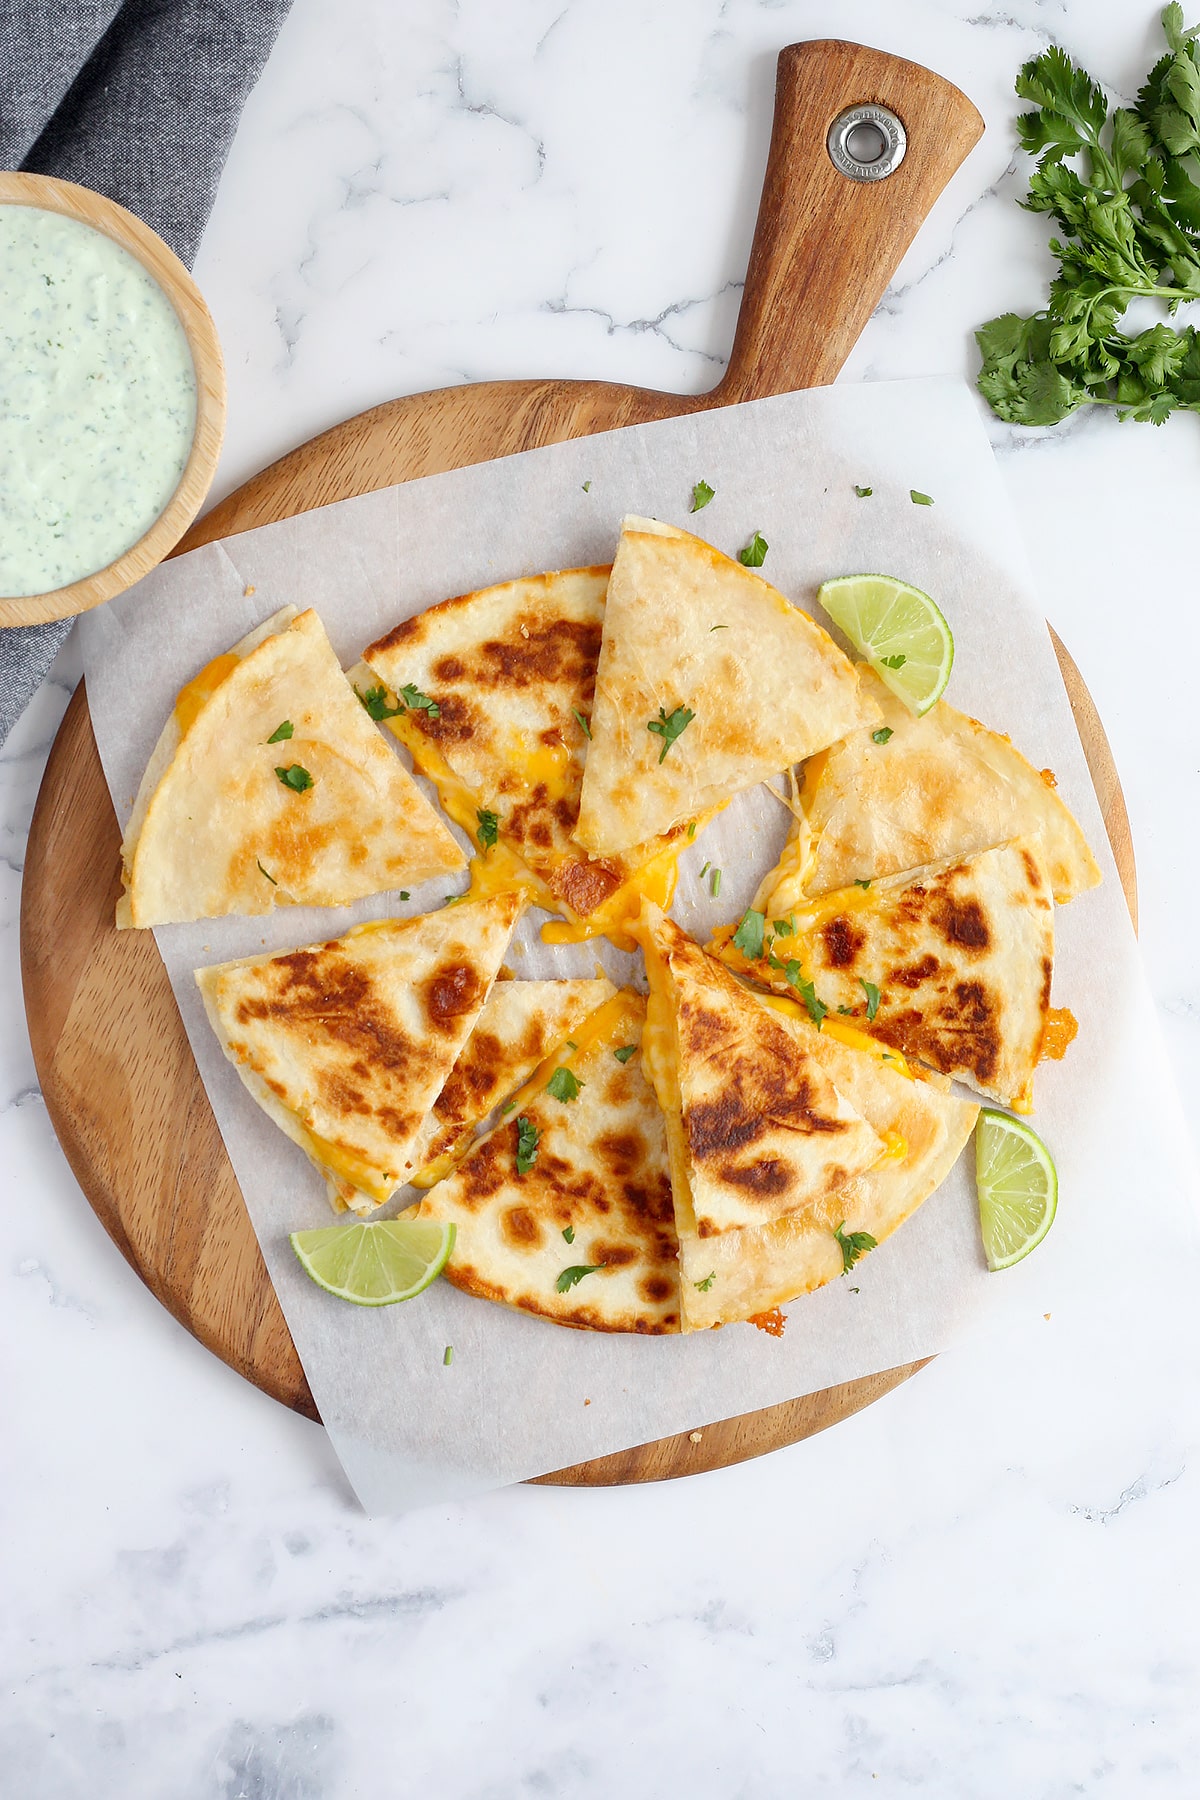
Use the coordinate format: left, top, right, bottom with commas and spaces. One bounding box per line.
78, 379, 1200, 1513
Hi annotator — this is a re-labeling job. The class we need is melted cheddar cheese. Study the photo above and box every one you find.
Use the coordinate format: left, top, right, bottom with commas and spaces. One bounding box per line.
174, 651, 240, 735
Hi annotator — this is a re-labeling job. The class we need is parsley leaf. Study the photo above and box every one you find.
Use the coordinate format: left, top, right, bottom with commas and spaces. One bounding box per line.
860, 978, 882, 1021
267, 720, 293, 744
572, 707, 592, 739
691, 479, 715, 511
563, 1225, 575, 1244
737, 531, 768, 567
476, 808, 499, 851
400, 683, 440, 719
256, 859, 277, 885
880, 653, 907, 669
786, 964, 828, 1025
694, 1272, 717, 1292
834, 1221, 878, 1274
546, 1066, 583, 1102
516, 1115, 540, 1174
771, 915, 796, 937
275, 764, 313, 793
582, 480, 592, 492
614, 1045, 637, 1064
854, 484, 873, 497
854, 878, 872, 890
646, 704, 695, 763
872, 726, 893, 744
399, 891, 410, 901
356, 684, 403, 722
910, 490, 934, 506
556, 1263, 606, 1292
732, 907, 766, 960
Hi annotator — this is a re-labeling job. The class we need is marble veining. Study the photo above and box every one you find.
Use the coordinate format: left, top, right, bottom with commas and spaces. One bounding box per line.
3, 0, 1199, 1793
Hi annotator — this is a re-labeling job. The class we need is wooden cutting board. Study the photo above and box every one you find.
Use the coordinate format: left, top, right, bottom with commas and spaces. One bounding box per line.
19, 41, 1135, 1487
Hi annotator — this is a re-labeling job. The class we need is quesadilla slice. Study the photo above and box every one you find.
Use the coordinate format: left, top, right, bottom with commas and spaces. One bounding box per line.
574, 517, 879, 857
414, 990, 681, 1332
408, 975, 617, 1187
758, 667, 1100, 914
196, 891, 523, 1215
120, 606, 463, 928
720, 839, 1055, 1110
680, 1002, 979, 1330
631, 903, 886, 1239
359, 568, 707, 946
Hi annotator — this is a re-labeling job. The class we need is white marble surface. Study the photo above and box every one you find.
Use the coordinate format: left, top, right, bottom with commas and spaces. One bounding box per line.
4, 0, 1200, 1792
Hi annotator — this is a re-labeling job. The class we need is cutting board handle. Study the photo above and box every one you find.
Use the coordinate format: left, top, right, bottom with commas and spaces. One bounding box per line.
714, 40, 983, 403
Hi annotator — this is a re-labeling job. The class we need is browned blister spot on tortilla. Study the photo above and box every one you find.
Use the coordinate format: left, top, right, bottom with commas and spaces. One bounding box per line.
433, 654, 466, 680
930, 890, 991, 951
639, 1274, 675, 1304
501, 1206, 541, 1248
422, 961, 485, 1034
822, 914, 865, 968
889, 954, 942, 990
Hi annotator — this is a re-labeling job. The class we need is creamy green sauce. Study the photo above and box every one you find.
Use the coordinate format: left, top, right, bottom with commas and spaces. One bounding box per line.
0, 204, 198, 597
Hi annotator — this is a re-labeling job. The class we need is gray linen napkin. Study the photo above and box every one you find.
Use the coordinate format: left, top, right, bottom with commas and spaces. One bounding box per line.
0, 0, 295, 746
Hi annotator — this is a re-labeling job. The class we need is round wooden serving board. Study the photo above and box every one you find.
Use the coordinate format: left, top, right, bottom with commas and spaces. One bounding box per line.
20, 41, 1137, 1487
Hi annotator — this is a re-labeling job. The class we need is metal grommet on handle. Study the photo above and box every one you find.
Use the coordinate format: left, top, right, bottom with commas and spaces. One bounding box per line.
827, 104, 907, 182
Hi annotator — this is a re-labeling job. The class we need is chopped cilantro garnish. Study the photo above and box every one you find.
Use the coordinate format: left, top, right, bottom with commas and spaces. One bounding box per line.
771, 915, 795, 937
699, 861, 710, 879
400, 682, 440, 719
476, 808, 499, 851
556, 1263, 606, 1292
266, 720, 293, 744
854, 485, 873, 498
614, 1045, 637, 1064
837, 1005, 854, 1015
562, 1225, 575, 1244
356, 684, 402, 722
275, 764, 313, 793
572, 707, 592, 740
546, 1066, 583, 1103
399, 891, 410, 901
732, 908, 766, 961
646, 704, 695, 763
443, 1345, 454, 1365
786, 964, 828, 1025
709, 623, 728, 631
516, 1115, 540, 1174
910, 490, 934, 506
860, 979, 881, 1021
834, 1221, 877, 1273
872, 727, 893, 745
737, 531, 768, 567
711, 867, 722, 898
694, 1273, 717, 1292
687, 820, 697, 839
691, 479, 715, 511
582, 480, 592, 492
879, 653, 907, 669
499, 1098, 517, 1117
256, 859, 277, 885
854, 878, 872, 890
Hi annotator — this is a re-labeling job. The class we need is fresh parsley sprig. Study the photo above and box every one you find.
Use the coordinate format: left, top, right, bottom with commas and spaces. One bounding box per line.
977, 8, 1200, 430
834, 1221, 877, 1274
646, 704, 695, 764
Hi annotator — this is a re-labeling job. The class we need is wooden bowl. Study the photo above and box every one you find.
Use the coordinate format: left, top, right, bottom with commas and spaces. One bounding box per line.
0, 172, 226, 628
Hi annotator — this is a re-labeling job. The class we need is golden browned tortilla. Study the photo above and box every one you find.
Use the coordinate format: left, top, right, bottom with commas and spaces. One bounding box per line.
631, 903, 885, 1242
360, 569, 701, 934
679, 1005, 979, 1330
415, 990, 681, 1332
759, 667, 1100, 912
575, 517, 879, 856
120, 607, 463, 927
196, 891, 523, 1214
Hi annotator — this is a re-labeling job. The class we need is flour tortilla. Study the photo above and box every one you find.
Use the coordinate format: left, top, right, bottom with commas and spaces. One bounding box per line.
415, 991, 680, 1332
634, 904, 885, 1239
408, 975, 617, 1185
735, 839, 1055, 1109
121, 607, 463, 927
196, 892, 523, 1215
758, 667, 1100, 912
360, 568, 698, 925
680, 1012, 979, 1330
575, 517, 879, 856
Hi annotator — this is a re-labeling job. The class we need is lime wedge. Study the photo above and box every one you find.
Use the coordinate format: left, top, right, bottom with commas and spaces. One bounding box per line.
974, 1110, 1058, 1270
817, 573, 954, 715
290, 1218, 456, 1305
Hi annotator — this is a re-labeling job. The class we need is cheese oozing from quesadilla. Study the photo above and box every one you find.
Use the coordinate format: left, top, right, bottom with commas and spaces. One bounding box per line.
574, 517, 880, 857
720, 839, 1056, 1111
414, 990, 681, 1333
196, 891, 524, 1213
756, 666, 1101, 915
679, 998, 979, 1330
358, 568, 712, 948
119, 606, 464, 928
630, 903, 886, 1241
